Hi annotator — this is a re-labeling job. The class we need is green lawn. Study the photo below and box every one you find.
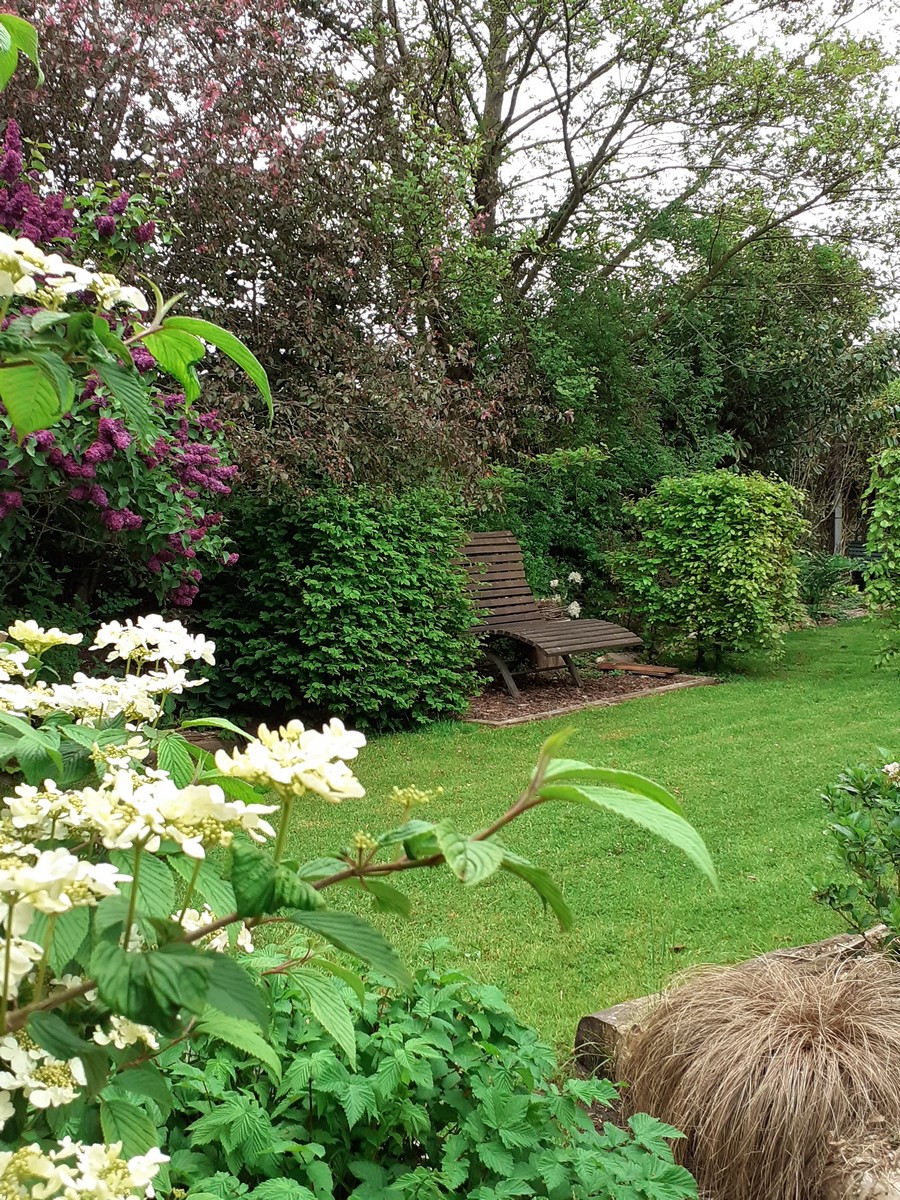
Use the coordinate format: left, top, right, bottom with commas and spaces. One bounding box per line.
286, 620, 900, 1051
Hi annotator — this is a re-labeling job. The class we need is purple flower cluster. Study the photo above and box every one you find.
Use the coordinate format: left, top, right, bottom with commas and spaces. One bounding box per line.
0, 490, 22, 519
0, 121, 73, 244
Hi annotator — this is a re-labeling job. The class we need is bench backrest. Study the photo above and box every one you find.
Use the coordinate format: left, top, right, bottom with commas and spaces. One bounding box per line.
463, 531, 542, 629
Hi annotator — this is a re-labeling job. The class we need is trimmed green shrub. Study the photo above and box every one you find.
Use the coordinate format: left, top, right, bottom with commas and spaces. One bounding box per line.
610, 471, 805, 665
796, 550, 857, 620
165, 956, 697, 1200
192, 487, 478, 727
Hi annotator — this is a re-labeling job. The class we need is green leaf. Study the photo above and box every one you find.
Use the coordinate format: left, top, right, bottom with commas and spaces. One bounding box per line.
48, 906, 90, 974
180, 716, 251, 739
287, 910, 412, 989
293, 967, 357, 1067
358, 878, 411, 917
100, 1095, 160, 1158
91, 936, 216, 1031
142, 328, 205, 402
230, 842, 323, 917
205, 954, 269, 1030
0, 23, 10, 52
541, 761, 685, 815
537, 782, 718, 888
0, 14, 42, 81
29, 1011, 101, 1061
108, 1062, 172, 1118
195, 1011, 282, 1081
162, 316, 272, 419
434, 824, 504, 885
0, 711, 63, 773
0, 355, 75, 437
109, 849, 176, 919
499, 851, 573, 930
249, 1182, 317, 1200
167, 853, 236, 918
308, 956, 366, 1005
156, 733, 196, 787
95, 361, 158, 447
0, 48, 18, 90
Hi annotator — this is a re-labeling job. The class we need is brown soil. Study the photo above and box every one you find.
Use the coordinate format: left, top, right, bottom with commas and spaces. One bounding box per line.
465, 666, 711, 725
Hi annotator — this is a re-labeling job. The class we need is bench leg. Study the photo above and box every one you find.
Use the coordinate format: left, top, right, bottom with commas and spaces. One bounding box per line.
484, 650, 522, 703
562, 654, 583, 689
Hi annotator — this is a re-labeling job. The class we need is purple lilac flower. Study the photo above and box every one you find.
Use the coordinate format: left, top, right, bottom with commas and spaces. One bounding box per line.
108, 191, 130, 215
134, 220, 156, 244
68, 485, 90, 501
88, 485, 109, 508
0, 490, 22, 519
94, 214, 116, 238
130, 346, 155, 373
98, 418, 132, 451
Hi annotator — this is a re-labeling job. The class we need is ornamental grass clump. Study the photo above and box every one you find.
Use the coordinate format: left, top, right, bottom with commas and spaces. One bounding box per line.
619, 954, 900, 1200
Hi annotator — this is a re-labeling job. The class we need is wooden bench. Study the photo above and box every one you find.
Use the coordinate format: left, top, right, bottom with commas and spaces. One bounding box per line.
462, 531, 643, 701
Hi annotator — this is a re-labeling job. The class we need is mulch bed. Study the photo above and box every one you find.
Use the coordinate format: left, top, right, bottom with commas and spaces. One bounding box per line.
465, 667, 717, 726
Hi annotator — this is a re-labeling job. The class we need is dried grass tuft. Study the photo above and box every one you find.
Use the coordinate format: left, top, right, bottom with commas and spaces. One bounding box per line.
618, 954, 900, 1200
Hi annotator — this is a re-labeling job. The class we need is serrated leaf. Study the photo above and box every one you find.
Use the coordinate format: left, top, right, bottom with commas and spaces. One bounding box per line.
230, 841, 323, 917
538, 782, 718, 887
109, 849, 176, 919
95, 361, 158, 447
195, 1011, 282, 1081
48, 906, 90, 974
308, 956, 365, 1004
499, 851, 572, 930
249, 1183, 317, 1200
0, 13, 42, 80
435, 824, 504, 885
142, 328, 205, 402
358, 878, 411, 917
167, 853, 236, 917
100, 1095, 159, 1158
541, 761, 685, 815
293, 968, 357, 1067
0, 356, 74, 436
162, 316, 272, 418
179, 716, 250, 739
156, 733, 196, 786
337, 1076, 377, 1129
108, 1061, 172, 1118
287, 910, 412, 989
205, 954, 269, 1030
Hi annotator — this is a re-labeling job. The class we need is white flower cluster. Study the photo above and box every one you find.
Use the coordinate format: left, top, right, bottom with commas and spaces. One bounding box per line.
0, 231, 148, 311
0, 845, 129, 927
91, 615, 215, 668
0, 1137, 166, 1199
179, 905, 254, 953
0, 1031, 87, 1114
0, 617, 213, 725
2, 767, 277, 861
7, 620, 83, 657
215, 718, 366, 803
884, 762, 900, 783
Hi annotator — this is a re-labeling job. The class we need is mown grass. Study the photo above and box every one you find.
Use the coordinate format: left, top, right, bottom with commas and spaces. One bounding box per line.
286, 620, 900, 1051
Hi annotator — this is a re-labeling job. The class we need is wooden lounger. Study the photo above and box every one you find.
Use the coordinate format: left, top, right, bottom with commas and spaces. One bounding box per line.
463, 530, 643, 701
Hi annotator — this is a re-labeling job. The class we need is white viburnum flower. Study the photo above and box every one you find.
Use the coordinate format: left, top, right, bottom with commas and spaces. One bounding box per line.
884, 762, 900, 783
566, 601, 582, 618
91, 614, 215, 668
549, 579, 559, 590
2, 1054, 87, 1108
215, 718, 366, 803
0, 646, 34, 683
92, 1016, 159, 1052
178, 905, 254, 953
567, 571, 583, 584
0, 938, 44, 999
0, 1090, 12, 1128
0, 847, 130, 917
0, 1142, 66, 1199
7, 620, 83, 656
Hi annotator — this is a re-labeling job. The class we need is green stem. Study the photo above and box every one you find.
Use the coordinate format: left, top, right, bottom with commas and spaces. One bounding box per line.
123, 841, 145, 950
273, 796, 295, 863
1, 902, 15, 1035
177, 859, 202, 924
